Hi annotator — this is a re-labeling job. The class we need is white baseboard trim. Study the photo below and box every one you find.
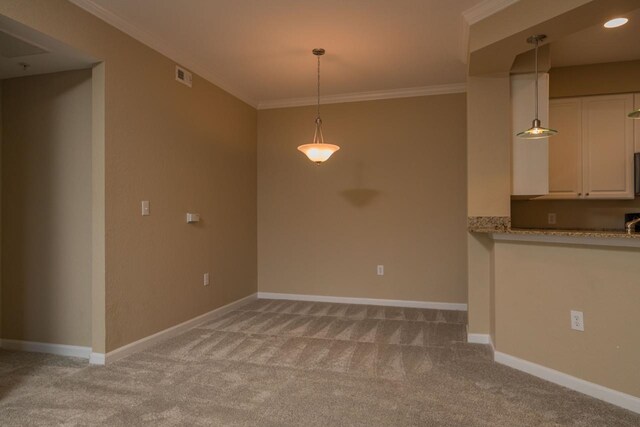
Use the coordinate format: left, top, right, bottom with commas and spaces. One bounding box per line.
257, 292, 467, 311
104, 293, 257, 365
0, 339, 91, 359
89, 352, 106, 365
467, 333, 492, 345
494, 351, 640, 414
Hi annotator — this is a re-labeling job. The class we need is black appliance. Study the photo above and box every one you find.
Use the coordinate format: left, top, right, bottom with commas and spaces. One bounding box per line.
635, 153, 640, 196
625, 213, 640, 232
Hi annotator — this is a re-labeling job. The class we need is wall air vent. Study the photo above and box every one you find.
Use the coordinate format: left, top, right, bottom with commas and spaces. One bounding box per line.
175, 65, 192, 87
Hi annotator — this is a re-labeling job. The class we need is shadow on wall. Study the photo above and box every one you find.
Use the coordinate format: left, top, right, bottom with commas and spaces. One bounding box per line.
340, 189, 381, 208
339, 161, 381, 208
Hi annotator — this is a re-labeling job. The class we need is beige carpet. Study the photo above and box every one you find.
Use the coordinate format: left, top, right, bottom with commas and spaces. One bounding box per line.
1, 298, 638, 426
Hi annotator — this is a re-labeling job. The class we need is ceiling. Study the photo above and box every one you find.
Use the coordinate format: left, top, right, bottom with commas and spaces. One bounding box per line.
0, 15, 96, 79
551, 7, 640, 68
72, 0, 489, 107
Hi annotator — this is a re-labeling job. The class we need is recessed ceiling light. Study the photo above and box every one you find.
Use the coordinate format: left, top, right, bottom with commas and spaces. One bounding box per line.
604, 17, 628, 28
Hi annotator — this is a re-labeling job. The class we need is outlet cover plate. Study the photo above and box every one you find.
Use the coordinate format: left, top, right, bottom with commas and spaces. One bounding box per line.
570, 310, 584, 331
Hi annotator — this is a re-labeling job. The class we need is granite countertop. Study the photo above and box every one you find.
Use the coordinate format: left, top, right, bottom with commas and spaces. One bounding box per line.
470, 226, 640, 239
467, 217, 640, 240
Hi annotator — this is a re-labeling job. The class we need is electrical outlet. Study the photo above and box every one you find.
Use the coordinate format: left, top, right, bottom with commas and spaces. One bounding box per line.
570, 310, 584, 331
377, 265, 384, 276
204, 273, 210, 286
548, 213, 556, 225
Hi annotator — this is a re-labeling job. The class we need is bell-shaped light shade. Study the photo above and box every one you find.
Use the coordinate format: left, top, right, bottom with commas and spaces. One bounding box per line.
297, 143, 340, 164
517, 119, 558, 139
628, 109, 640, 119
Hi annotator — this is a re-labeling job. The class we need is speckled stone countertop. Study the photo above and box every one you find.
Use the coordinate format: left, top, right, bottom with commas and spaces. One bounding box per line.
468, 216, 640, 240
469, 226, 640, 239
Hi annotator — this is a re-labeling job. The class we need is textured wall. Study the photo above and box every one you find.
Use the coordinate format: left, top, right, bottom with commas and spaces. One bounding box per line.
0, 0, 257, 352
550, 60, 640, 98
2, 70, 92, 346
494, 241, 640, 398
258, 95, 468, 304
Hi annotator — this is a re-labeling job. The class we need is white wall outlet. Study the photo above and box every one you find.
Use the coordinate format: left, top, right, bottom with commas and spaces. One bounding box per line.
204, 273, 210, 286
548, 213, 556, 225
186, 213, 200, 223
570, 310, 584, 331
141, 200, 150, 216
377, 265, 384, 276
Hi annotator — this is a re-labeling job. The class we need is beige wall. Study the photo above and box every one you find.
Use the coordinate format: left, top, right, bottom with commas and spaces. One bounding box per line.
494, 241, 640, 398
466, 74, 511, 217
466, 73, 511, 336
258, 95, 467, 303
2, 70, 92, 346
0, 0, 257, 352
550, 60, 640, 98
512, 59, 640, 230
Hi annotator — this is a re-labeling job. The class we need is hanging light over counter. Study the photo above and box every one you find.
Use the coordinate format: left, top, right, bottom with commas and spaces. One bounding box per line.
297, 48, 340, 164
516, 35, 558, 139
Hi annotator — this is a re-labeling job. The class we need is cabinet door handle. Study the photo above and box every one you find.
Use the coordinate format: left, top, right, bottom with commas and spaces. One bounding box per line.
586, 193, 590, 196
578, 193, 582, 196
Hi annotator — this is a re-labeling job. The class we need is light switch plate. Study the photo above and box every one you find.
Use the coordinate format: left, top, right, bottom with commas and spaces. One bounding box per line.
141, 201, 150, 216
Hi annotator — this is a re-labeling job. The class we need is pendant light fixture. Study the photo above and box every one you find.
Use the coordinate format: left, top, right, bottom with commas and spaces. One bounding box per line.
516, 35, 558, 139
297, 48, 340, 164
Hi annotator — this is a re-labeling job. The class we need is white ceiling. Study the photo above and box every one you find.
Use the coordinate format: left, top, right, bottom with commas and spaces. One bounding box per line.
71, 0, 490, 107
0, 15, 96, 79
551, 7, 640, 68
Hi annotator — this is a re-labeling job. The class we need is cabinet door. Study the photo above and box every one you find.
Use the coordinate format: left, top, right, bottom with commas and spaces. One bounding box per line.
635, 93, 640, 153
582, 94, 634, 199
546, 98, 583, 199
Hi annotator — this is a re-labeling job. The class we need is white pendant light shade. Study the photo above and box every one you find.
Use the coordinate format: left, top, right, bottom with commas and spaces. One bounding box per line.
297, 143, 340, 163
297, 48, 340, 164
516, 35, 558, 140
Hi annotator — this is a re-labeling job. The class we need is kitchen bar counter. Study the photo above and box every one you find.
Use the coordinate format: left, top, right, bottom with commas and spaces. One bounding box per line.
469, 223, 640, 248
467, 217, 640, 248
470, 226, 640, 239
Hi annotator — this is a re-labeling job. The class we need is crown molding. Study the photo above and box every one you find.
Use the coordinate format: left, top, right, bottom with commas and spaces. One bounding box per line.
257, 83, 466, 110
67, 0, 258, 107
460, 0, 520, 64
462, 0, 520, 25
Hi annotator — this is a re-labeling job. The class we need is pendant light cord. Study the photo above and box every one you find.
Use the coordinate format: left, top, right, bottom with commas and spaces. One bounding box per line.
313, 52, 324, 144
317, 53, 321, 119
534, 37, 539, 122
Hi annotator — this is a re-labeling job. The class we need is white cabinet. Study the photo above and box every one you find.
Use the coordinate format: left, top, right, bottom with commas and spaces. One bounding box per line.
548, 98, 582, 198
545, 93, 635, 200
511, 73, 549, 196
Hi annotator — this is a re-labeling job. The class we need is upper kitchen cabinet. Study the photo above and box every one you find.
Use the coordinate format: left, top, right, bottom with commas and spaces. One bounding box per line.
546, 93, 635, 200
548, 98, 582, 198
511, 73, 549, 196
582, 94, 634, 199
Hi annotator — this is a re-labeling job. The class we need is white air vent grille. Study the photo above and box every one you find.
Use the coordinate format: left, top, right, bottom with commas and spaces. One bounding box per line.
175, 65, 192, 87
